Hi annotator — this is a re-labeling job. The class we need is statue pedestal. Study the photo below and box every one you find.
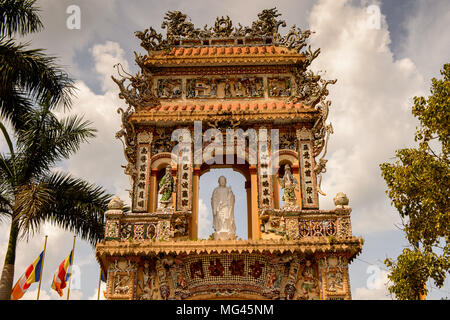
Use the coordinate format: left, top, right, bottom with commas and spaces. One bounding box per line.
212, 231, 236, 240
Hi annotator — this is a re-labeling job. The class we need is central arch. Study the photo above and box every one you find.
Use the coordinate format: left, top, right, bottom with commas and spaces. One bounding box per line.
198, 168, 248, 240
190, 153, 260, 240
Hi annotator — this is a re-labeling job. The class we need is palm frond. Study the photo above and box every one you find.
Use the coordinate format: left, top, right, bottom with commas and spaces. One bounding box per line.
15, 106, 96, 183
13, 182, 53, 238
0, 120, 14, 157
37, 172, 111, 246
0, 87, 32, 130
0, 39, 75, 114
0, 0, 43, 37
0, 149, 15, 187
0, 191, 13, 219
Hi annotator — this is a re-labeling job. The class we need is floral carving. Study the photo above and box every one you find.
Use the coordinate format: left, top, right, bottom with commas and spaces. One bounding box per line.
249, 261, 265, 279
229, 259, 245, 276
209, 258, 225, 277
190, 260, 204, 279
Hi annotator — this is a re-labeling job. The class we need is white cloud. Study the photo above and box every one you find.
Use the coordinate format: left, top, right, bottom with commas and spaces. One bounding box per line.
399, 0, 450, 84
88, 282, 107, 300
353, 269, 392, 300
91, 41, 130, 92
198, 199, 213, 239
307, 0, 425, 234
57, 41, 131, 205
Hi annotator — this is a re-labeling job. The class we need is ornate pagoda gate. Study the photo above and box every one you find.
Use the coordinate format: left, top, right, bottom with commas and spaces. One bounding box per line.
96, 9, 363, 300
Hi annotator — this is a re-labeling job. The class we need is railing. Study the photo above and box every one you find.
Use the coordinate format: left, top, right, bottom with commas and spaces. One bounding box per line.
104, 210, 191, 242
259, 207, 353, 240
103, 205, 353, 242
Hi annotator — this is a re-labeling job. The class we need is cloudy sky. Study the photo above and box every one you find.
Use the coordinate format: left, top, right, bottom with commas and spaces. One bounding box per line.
0, 0, 449, 300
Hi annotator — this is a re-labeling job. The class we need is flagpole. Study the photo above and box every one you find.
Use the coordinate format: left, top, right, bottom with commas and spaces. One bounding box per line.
36, 235, 48, 300
97, 269, 102, 300
66, 236, 76, 300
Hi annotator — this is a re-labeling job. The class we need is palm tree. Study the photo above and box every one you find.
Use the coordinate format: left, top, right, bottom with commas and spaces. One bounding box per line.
0, 0, 74, 131
0, 102, 112, 300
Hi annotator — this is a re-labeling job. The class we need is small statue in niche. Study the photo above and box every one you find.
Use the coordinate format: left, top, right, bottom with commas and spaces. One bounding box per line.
159, 165, 174, 209
279, 164, 299, 209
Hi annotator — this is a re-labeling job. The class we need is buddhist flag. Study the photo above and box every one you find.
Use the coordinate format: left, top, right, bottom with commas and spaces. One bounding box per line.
51, 250, 73, 297
11, 251, 44, 300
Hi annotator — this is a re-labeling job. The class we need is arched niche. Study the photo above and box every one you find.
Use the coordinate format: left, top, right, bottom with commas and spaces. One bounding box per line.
149, 152, 176, 212
273, 149, 301, 209
198, 168, 248, 240
190, 152, 260, 240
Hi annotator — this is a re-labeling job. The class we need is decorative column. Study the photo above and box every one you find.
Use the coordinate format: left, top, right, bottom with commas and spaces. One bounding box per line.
190, 167, 200, 239
249, 166, 259, 239
133, 131, 153, 212
149, 168, 158, 212
245, 180, 252, 238
296, 128, 319, 209
272, 173, 280, 209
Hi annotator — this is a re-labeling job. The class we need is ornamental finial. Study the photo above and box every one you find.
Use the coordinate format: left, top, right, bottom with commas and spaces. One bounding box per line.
108, 196, 124, 210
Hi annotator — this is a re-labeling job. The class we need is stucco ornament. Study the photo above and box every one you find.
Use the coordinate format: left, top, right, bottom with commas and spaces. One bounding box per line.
211, 176, 236, 240
108, 196, 124, 210
333, 192, 349, 208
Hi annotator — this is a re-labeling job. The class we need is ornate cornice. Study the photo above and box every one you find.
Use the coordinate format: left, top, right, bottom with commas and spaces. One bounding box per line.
129, 104, 319, 124
96, 238, 363, 257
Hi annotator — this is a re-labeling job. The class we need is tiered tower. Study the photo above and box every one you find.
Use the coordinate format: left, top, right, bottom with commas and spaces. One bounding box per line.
96, 9, 363, 300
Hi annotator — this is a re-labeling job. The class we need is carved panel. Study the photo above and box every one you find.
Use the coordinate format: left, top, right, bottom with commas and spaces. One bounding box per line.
118, 220, 178, 242
298, 219, 336, 238
268, 77, 292, 97
293, 260, 321, 300
134, 132, 152, 212
337, 216, 352, 239
156, 79, 182, 99
184, 253, 272, 297
297, 128, 319, 209
318, 255, 350, 299
257, 129, 273, 210
186, 76, 264, 99
107, 259, 138, 300
177, 141, 193, 211
105, 220, 120, 240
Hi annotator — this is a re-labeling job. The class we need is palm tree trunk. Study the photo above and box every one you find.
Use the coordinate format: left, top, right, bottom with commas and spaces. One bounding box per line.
0, 221, 19, 300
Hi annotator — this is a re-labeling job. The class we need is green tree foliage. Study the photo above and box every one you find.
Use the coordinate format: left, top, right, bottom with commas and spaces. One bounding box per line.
0, 0, 111, 300
0, 0, 74, 131
380, 64, 450, 300
0, 102, 112, 300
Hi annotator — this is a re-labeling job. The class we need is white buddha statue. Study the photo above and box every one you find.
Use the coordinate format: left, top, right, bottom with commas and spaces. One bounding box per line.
211, 176, 236, 240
